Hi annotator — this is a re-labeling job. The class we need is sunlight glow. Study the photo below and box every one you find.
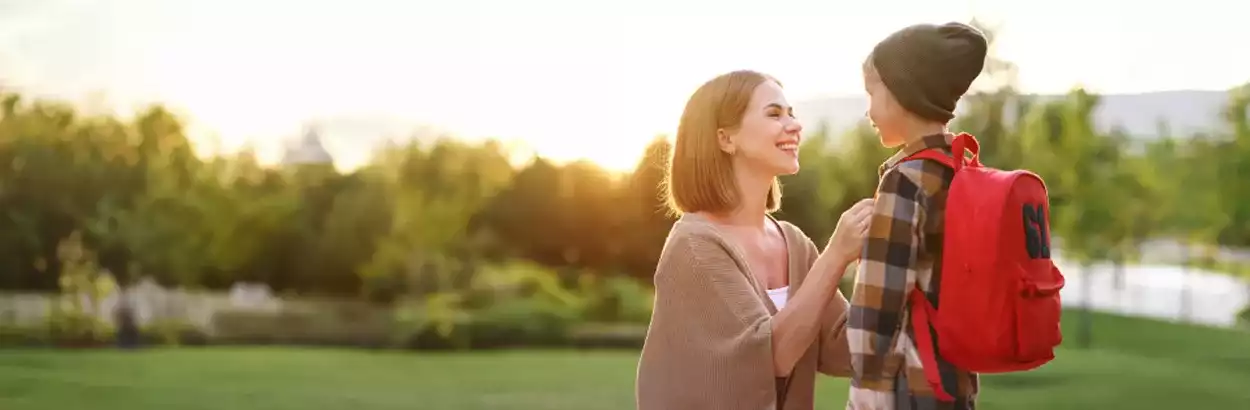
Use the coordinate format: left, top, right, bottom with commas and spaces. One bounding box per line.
2, 0, 1246, 171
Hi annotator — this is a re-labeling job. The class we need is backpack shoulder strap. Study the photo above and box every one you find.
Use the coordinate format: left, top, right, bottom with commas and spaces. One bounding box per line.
899, 133, 982, 173
903, 149, 958, 169
909, 288, 955, 402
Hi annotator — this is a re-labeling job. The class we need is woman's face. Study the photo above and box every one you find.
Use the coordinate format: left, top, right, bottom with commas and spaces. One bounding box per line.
718, 80, 803, 176
863, 60, 908, 148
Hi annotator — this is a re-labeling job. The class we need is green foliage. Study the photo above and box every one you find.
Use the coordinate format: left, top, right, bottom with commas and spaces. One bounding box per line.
3, 79, 1245, 298
189, 261, 635, 351
2, 38, 1250, 353
390, 261, 588, 350
45, 231, 115, 346
211, 302, 393, 348
577, 274, 655, 324
140, 319, 207, 346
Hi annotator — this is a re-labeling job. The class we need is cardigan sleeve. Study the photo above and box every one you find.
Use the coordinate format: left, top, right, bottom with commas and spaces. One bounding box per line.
800, 235, 853, 377
636, 230, 779, 410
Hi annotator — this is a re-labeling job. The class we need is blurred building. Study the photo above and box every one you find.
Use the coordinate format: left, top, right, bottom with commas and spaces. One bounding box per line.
282, 126, 334, 166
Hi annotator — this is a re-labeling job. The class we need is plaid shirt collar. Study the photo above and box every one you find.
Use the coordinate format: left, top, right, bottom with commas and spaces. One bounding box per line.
878, 133, 954, 177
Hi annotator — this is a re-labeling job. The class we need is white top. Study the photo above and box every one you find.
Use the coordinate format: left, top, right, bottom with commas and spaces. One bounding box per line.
766, 286, 790, 310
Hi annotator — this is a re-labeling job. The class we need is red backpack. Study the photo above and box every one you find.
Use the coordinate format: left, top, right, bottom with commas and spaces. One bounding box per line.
900, 133, 1065, 401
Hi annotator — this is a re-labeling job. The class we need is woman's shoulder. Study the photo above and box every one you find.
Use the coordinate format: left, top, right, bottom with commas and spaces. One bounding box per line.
651, 215, 743, 279
661, 215, 730, 254
663, 214, 816, 253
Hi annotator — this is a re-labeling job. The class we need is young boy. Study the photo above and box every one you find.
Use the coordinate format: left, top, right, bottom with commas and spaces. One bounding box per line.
847, 22, 988, 410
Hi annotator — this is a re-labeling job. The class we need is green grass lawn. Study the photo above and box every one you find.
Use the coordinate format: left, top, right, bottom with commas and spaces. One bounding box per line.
1, 311, 1248, 409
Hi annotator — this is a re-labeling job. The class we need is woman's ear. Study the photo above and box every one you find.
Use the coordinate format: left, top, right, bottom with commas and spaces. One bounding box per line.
717, 128, 737, 155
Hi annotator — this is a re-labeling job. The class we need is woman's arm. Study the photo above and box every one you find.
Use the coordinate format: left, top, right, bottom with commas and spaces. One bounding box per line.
771, 199, 874, 377
785, 233, 856, 377
770, 251, 856, 377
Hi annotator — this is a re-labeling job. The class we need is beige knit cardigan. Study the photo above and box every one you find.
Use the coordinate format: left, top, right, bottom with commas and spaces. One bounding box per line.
636, 213, 852, 410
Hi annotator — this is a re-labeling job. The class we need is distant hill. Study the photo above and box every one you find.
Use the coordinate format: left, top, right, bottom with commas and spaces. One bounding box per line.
794, 90, 1233, 139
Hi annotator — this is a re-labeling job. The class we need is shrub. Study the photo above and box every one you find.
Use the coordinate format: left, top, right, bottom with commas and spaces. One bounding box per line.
567, 322, 647, 349
392, 261, 587, 350
577, 274, 653, 325
210, 301, 393, 348
0, 324, 50, 347
141, 319, 208, 346
46, 309, 114, 348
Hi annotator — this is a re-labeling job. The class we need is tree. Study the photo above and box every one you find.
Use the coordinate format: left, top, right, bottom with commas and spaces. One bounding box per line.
1217, 85, 1250, 248
621, 136, 675, 279
954, 19, 1027, 169
1018, 89, 1123, 348
357, 138, 514, 301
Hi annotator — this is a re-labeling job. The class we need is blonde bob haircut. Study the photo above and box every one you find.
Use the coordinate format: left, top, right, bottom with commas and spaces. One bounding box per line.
664, 70, 783, 216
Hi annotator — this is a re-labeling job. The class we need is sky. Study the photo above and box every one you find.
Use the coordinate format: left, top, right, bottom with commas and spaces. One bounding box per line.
1, 0, 1246, 171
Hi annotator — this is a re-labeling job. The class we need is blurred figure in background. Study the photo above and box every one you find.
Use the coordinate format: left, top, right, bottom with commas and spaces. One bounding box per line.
114, 291, 140, 349
635, 69, 874, 410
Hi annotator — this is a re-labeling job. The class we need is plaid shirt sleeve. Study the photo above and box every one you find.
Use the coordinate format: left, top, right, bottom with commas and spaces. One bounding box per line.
847, 159, 932, 391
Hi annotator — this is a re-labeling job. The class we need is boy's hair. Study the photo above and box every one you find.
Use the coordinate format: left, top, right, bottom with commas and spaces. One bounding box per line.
664, 70, 782, 216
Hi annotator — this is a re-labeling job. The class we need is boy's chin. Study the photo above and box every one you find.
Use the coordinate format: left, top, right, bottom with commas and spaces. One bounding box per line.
878, 134, 904, 148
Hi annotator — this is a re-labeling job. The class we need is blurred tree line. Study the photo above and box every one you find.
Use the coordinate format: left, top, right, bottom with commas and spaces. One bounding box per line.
2, 80, 1248, 297
1, 22, 1249, 309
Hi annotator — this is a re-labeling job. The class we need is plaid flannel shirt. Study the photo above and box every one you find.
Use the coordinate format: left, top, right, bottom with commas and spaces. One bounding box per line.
846, 133, 979, 410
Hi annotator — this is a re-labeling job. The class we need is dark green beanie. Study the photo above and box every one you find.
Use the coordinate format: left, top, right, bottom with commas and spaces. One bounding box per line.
870, 22, 988, 123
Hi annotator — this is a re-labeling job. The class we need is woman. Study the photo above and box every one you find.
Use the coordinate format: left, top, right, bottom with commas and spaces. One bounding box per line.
635, 69, 875, 410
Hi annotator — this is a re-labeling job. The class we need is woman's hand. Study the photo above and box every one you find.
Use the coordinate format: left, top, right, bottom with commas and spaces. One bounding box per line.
826, 198, 875, 264
764, 197, 874, 378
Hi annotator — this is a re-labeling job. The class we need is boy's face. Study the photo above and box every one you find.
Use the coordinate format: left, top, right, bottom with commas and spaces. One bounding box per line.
862, 59, 908, 149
